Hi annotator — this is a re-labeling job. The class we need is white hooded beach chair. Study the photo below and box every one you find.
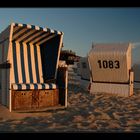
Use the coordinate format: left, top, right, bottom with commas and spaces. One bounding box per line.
0, 23, 68, 112
79, 57, 90, 81
88, 43, 134, 97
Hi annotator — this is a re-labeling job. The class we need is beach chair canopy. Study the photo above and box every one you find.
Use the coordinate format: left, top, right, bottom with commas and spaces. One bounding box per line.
0, 23, 64, 90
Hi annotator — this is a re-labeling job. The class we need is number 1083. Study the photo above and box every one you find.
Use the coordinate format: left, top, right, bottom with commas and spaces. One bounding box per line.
97, 60, 120, 69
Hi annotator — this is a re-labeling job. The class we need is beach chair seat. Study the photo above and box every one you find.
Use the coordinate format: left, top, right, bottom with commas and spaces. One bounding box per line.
11, 83, 58, 90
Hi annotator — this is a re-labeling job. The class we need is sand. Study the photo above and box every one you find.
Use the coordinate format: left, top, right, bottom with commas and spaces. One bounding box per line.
0, 66, 140, 132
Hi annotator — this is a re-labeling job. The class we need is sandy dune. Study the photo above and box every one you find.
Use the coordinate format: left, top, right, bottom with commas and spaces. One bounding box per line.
0, 66, 140, 132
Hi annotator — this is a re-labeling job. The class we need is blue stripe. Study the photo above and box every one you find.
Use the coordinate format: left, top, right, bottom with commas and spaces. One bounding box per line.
20, 43, 26, 83
14, 29, 31, 42
34, 84, 38, 89
54, 30, 58, 35
34, 33, 51, 44
28, 32, 46, 44
27, 43, 33, 83
47, 28, 51, 33
17, 84, 22, 90
13, 26, 25, 36
14, 23, 19, 27
31, 25, 36, 29
34, 45, 40, 83
13, 42, 19, 83
41, 83, 46, 89
39, 27, 43, 31
22, 24, 27, 27
49, 83, 53, 89
26, 84, 30, 90
21, 30, 39, 42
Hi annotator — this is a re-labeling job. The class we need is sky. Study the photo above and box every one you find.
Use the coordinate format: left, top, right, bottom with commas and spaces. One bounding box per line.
0, 8, 140, 58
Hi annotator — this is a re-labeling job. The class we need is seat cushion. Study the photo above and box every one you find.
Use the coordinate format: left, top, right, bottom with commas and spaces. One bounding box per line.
11, 83, 57, 90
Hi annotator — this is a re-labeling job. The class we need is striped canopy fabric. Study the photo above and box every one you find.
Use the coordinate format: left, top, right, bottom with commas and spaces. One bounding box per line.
10, 23, 63, 90
12, 23, 63, 44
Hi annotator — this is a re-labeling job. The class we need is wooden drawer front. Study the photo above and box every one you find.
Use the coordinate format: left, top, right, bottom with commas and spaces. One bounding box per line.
12, 89, 59, 111
39, 89, 59, 108
12, 91, 32, 110
39, 90, 53, 108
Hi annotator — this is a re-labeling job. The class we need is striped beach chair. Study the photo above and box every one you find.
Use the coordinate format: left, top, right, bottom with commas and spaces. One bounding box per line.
0, 23, 68, 112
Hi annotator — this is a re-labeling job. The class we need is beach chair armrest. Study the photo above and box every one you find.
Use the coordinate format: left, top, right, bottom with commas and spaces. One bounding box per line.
56, 65, 68, 89
129, 70, 134, 85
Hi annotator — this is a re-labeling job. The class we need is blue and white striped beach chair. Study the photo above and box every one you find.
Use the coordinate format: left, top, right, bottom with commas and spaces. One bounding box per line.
0, 23, 68, 112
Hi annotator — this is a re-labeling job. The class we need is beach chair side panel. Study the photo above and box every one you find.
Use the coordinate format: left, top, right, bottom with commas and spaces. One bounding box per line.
0, 25, 11, 106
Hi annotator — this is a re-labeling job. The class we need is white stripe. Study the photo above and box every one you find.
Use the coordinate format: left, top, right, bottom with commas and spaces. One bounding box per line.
27, 24, 32, 29
12, 84, 18, 90
30, 84, 34, 89
23, 43, 30, 83
16, 42, 23, 83
45, 84, 50, 89
50, 29, 55, 33
43, 28, 47, 32
21, 84, 26, 90
37, 83, 42, 89
36, 44, 43, 83
51, 83, 56, 89
18, 23, 23, 27
55, 34, 64, 79
57, 31, 61, 34
11, 23, 15, 26
35, 26, 40, 30
10, 42, 15, 83
30, 43, 37, 83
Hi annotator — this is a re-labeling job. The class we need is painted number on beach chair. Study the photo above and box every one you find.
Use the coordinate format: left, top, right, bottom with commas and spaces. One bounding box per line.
97, 60, 120, 69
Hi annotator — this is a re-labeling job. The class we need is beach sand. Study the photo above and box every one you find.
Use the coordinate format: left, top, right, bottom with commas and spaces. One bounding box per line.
0, 66, 140, 132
